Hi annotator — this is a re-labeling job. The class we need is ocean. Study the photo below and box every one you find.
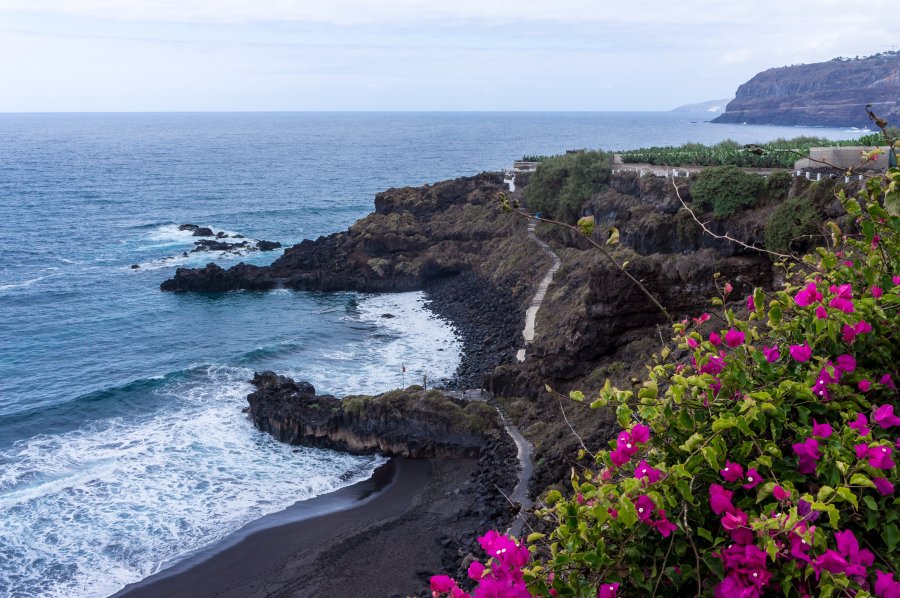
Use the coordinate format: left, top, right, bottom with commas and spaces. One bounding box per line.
0, 112, 863, 597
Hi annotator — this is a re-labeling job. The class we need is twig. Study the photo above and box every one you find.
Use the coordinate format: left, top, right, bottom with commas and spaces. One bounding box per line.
670, 179, 794, 261
558, 397, 591, 455
652, 534, 676, 598
681, 502, 703, 597
494, 483, 538, 536
508, 208, 674, 324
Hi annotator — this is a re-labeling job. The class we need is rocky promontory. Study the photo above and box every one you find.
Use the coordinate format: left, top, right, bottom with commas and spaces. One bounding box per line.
712, 52, 900, 127
245, 371, 503, 459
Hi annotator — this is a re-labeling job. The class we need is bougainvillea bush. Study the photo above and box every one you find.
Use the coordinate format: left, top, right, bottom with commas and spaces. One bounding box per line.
432, 167, 900, 597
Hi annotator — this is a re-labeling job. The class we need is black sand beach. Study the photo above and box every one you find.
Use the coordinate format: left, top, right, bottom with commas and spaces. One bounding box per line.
114, 457, 482, 597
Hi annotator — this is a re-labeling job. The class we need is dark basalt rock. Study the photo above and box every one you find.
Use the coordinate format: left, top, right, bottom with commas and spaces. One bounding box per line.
178, 224, 199, 231
245, 371, 502, 459
192, 227, 215, 237
255, 240, 281, 251
190, 239, 250, 253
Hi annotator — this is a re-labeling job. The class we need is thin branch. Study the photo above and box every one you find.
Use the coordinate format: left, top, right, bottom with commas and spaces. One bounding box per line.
669, 178, 794, 261
681, 502, 703, 597
652, 534, 676, 598
506, 206, 674, 324
558, 397, 591, 455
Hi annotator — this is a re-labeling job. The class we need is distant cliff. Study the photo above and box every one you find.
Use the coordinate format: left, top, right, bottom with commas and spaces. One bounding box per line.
712, 52, 900, 128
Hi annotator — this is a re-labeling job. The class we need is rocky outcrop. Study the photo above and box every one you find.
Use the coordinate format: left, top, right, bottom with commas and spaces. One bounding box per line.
245, 371, 504, 458
161, 174, 543, 294
712, 52, 900, 127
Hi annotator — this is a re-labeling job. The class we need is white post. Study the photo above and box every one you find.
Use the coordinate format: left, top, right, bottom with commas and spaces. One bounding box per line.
805, 172, 811, 180
816, 173, 821, 181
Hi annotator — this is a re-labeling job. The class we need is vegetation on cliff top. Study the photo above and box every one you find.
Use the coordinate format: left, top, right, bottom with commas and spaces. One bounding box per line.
434, 149, 900, 595
523, 151, 612, 223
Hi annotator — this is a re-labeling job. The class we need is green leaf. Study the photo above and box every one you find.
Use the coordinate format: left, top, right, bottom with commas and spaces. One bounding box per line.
834, 487, 858, 510
618, 496, 638, 528
545, 490, 562, 505
817, 486, 835, 502
768, 304, 782, 325
569, 390, 585, 402
884, 523, 899, 552
850, 473, 876, 489
679, 433, 703, 452
606, 225, 619, 245
702, 446, 720, 470
527, 532, 546, 543
711, 417, 736, 432
864, 495, 878, 511
577, 215, 595, 237
697, 527, 713, 543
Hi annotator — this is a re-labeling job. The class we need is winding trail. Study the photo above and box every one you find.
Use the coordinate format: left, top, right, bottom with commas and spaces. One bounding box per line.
516, 220, 561, 362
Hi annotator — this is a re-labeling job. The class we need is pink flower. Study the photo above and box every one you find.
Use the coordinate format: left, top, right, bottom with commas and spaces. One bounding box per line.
687, 337, 698, 348
700, 355, 726, 375
630, 423, 650, 444
634, 459, 663, 484
431, 575, 457, 593
849, 413, 870, 437
746, 295, 755, 311
874, 405, 900, 428
610, 449, 630, 467
794, 282, 822, 307
874, 477, 895, 496
467, 561, 486, 581
709, 332, 722, 346
598, 583, 619, 598
815, 305, 828, 319
720, 461, 744, 483
789, 343, 812, 362
742, 468, 762, 490
855, 443, 870, 459
867, 445, 896, 469
724, 328, 745, 348
709, 484, 735, 515
651, 510, 678, 537
894, 276, 900, 285
792, 438, 820, 474
608, 507, 618, 519
720, 509, 747, 531
762, 345, 780, 363
812, 419, 833, 439
616, 430, 639, 456
693, 313, 710, 325
875, 570, 900, 598
828, 284, 855, 313
843, 320, 873, 343
773, 485, 790, 501
634, 495, 655, 522
872, 286, 884, 298
835, 354, 856, 373
880, 374, 896, 389
724, 282, 733, 295
859, 379, 871, 392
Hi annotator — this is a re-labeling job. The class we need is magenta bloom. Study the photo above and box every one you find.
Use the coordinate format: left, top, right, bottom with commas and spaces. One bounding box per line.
709, 484, 735, 515
881, 373, 897, 389
834, 529, 875, 580
742, 468, 762, 490
835, 354, 856, 373
789, 343, 812, 362
693, 312, 710, 325
598, 583, 619, 598
815, 305, 828, 319
859, 379, 871, 392
634, 495, 656, 522
700, 355, 726, 375
829, 296, 855, 313
746, 295, 755, 311
872, 286, 884, 298
789, 523, 814, 563
724, 328, 745, 348
855, 443, 869, 459
843, 320, 873, 343
634, 459, 663, 484
630, 423, 650, 444
874, 477, 895, 496
762, 345, 780, 363
875, 570, 900, 598
867, 445, 896, 470
616, 431, 638, 456
895, 276, 900, 285
716, 544, 770, 596
811, 419, 833, 439
773, 485, 790, 501
720, 461, 744, 483
687, 337, 698, 348
794, 282, 822, 307
430, 575, 457, 593
467, 561, 485, 581
709, 332, 722, 346
610, 449, 630, 467
651, 510, 678, 537
792, 438, 820, 474
720, 509, 747, 531
849, 413, 870, 437
874, 404, 900, 428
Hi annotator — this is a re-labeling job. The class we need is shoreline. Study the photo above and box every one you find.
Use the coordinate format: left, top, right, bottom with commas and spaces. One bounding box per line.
113, 457, 442, 598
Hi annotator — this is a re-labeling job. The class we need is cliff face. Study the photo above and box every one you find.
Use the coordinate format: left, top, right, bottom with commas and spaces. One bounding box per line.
712, 53, 900, 127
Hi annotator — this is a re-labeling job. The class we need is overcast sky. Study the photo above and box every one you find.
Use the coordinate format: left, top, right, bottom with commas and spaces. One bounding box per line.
0, 0, 895, 112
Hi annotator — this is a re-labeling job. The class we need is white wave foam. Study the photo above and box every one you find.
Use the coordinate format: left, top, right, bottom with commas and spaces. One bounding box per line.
0, 365, 383, 598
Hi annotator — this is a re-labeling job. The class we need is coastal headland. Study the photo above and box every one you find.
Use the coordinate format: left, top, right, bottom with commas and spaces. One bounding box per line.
149, 166, 860, 596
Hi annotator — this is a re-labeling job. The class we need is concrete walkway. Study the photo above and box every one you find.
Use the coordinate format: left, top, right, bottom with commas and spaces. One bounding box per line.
443, 389, 534, 538
516, 220, 561, 362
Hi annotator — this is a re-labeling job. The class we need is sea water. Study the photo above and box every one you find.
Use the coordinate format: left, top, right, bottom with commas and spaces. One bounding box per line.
0, 112, 862, 597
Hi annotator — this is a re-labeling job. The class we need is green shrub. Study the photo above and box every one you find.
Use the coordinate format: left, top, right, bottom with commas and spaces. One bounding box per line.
691, 165, 764, 217
524, 151, 611, 223
765, 171, 794, 202
765, 196, 822, 254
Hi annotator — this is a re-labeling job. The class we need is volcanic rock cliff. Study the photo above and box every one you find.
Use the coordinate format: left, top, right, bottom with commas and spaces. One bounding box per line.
712, 52, 900, 127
